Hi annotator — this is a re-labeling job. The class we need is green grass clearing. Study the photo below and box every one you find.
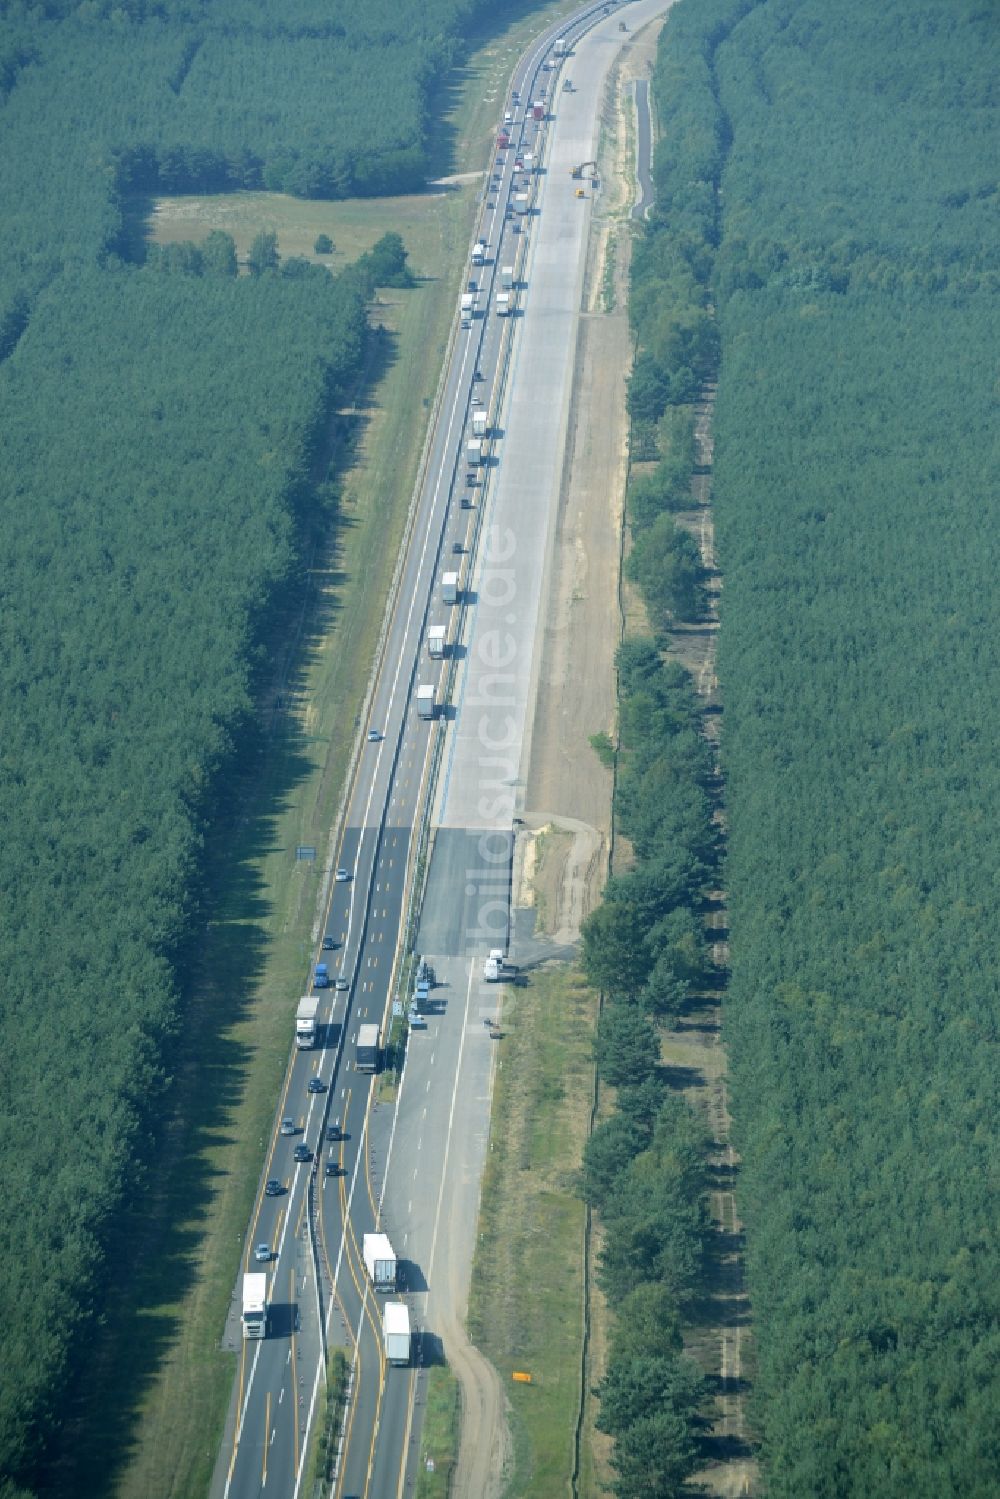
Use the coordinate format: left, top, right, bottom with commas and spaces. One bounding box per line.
415, 1365, 461, 1499
468, 966, 598, 1498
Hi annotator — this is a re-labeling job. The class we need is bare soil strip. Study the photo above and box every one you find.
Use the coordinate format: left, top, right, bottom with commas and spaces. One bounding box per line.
663, 387, 758, 1497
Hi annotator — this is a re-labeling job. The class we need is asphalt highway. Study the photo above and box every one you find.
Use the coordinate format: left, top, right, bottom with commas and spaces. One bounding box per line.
209, 5, 670, 1498
633, 77, 655, 219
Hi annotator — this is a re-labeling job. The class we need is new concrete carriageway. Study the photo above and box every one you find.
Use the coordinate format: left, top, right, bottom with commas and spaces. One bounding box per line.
210, 4, 671, 1498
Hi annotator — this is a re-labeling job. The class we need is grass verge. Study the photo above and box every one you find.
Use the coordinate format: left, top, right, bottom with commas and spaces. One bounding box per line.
308, 1350, 350, 1497
415, 1366, 461, 1499
467, 965, 598, 1498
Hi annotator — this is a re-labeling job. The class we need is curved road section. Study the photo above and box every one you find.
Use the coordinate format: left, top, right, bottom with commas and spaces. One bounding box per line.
633, 77, 655, 219
210, 4, 671, 1499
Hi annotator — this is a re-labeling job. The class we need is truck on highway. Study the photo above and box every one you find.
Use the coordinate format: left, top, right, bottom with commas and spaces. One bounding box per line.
483, 947, 506, 982
471, 240, 487, 265
295, 995, 320, 1049
383, 1302, 411, 1366
500, 263, 514, 290
467, 437, 484, 465
442, 570, 459, 605
460, 292, 475, 316
472, 409, 489, 436
415, 684, 437, 719
532, 101, 545, 121
363, 1232, 398, 1292
242, 1273, 268, 1340
496, 291, 511, 317
314, 962, 329, 989
514, 192, 530, 216
356, 1022, 380, 1072
427, 624, 447, 659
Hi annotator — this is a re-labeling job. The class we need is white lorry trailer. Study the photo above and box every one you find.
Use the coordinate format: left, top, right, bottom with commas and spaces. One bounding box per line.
242, 1273, 268, 1340
415, 684, 436, 719
514, 192, 530, 216
295, 995, 320, 1049
496, 291, 511, 317
500, 264, 514, 290
427, 625, 447, 658
363, 1232, 398, 1292
471, 240, 487, 265
467, 436, 483, 465
442, 571, 459, 605
483, 947, 506, 982
472, 409, 489, 436
383, 1302, 411, 1366
356, 1022, 379, 1072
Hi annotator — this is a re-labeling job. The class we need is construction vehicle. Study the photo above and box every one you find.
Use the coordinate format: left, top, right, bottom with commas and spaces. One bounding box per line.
570, 161, 597, 180
575, 188, 586, 199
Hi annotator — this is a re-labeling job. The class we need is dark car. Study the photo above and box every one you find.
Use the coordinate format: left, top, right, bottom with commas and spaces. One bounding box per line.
327, 1119, 342, 1142
293, 1143, 312, 1163
264, 1179, 283, 1197
322, 935, 336, 951
452, 541, 463, 555
307, 1076, 325, 1094
325, 1157, 340, 1177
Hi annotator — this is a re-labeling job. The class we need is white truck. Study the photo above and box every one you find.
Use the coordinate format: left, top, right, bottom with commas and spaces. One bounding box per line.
415, 684, 436, 720
496, 291, 511, 317
442, 570, 459, 605
460, 291, 475, 329
242, 1273, 268, 1340
471, 240, 487, 265
554, 35, 567, 55
295, 995, 320, 1049
363, 1232, 398, 1292
467, 437, 483, 465
500, 263, 514, 290
427, 624, 447, 659
383, 1302, 411, 1366
522, 151, 534, 174
483, 947, 506, 982
514, 192, 530, 216
472, 409, 489, 437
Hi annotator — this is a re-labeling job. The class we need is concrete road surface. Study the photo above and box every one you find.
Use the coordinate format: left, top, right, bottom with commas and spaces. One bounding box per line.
211, 4, 672, 1499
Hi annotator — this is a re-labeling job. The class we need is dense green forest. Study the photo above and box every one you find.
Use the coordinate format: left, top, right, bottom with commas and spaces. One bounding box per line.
581, 642, 715, 1498
645, 0, 1000, 1492
0, 0, 484, 1488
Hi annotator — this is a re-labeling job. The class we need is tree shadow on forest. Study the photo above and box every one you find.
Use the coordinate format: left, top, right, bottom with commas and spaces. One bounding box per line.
40, 316, 397, 1499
